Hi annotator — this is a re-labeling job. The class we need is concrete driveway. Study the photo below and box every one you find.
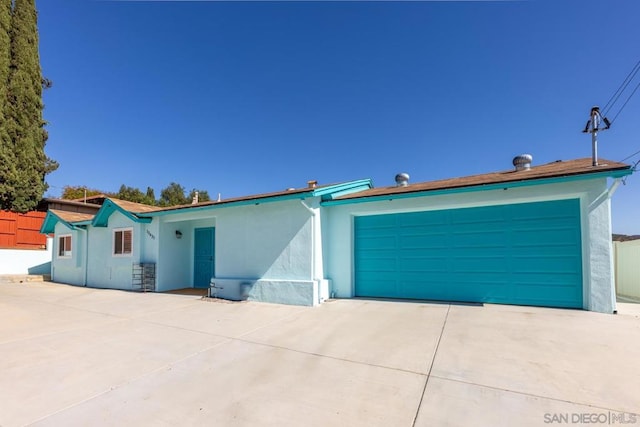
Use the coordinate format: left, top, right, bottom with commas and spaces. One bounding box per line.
1, 281, 639, 427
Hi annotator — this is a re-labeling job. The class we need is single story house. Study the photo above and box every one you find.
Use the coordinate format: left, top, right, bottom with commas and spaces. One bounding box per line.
41, 157, 633, 313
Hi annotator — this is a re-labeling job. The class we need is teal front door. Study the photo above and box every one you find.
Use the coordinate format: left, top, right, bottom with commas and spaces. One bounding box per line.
194, 227, 215, 289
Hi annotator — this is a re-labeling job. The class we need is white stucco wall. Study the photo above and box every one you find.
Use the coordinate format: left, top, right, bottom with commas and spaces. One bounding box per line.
47, 196, 323, 303
324, 177, 617, 313
214, 199, 313, 280
152, 198, 324, 304
51, 223, 84, 285
155, 217, 210, 292
0, 237, 53, 275
142, 218, 159, 264
85, 211, 143, 291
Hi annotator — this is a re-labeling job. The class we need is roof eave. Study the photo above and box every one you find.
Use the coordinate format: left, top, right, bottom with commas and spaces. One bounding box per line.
140, 180, 374, 218
92, 199, 153, 227
322, 168, 632, 206
40, 211, 87, 233
141, 191, 315, 218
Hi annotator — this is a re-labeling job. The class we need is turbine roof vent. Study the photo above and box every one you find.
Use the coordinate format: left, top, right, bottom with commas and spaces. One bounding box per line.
395, 173, 410, 187
513, 154, 533, 171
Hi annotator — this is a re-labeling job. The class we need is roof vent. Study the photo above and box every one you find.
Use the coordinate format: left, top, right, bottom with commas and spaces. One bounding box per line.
513, 154, 533, 171
395, 173, 410, 187
307, 180, 318, 189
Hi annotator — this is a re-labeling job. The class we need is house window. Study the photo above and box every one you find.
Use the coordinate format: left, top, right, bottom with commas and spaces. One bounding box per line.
58, 235, 72, 258
114, 228, 133, 256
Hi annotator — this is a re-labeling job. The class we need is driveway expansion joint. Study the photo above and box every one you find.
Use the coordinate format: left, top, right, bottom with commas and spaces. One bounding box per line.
412, 303, 451, 427
232, 336, 430, 376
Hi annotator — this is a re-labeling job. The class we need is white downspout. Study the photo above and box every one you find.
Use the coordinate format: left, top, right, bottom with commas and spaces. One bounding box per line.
589, 178, 623, 209
607, 178, 622, 314
81, 227, 88, 286
300, 199, 319, 303
607, 178, 622, 199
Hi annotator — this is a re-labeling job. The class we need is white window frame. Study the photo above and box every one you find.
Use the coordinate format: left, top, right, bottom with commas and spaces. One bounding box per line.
113, 227, 133, 257
58, 234, 72, 258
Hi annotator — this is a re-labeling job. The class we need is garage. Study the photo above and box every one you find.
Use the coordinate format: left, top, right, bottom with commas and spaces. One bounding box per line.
354, 198, 583, 308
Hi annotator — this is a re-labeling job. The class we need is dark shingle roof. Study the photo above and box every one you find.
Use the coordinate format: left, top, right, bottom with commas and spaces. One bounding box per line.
108, 198, 163, 214
335, 158, 630, 201
146, 182, 336, 214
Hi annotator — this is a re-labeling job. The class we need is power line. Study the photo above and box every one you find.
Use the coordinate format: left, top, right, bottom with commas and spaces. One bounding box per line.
602, 58, 640, 117
610, 79, 640, 124
620, 148, 640, 163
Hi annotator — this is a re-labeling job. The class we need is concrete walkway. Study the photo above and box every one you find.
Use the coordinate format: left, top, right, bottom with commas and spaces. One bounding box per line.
0, 281, 638, 426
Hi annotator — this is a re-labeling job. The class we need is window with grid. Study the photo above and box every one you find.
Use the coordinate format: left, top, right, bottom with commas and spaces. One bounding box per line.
58, 235, 72, 257
114, 229, 132, 256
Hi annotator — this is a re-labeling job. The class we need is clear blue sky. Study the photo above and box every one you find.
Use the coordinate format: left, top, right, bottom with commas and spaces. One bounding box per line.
37, 0, 639, 233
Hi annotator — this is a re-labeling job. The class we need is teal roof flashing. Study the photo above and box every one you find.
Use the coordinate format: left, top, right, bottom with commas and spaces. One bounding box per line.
40, 211, 85, 233
40, 211, 63, 233
319, 180, 374, 201
321, 169, 632, 206
92, 199, 152, 227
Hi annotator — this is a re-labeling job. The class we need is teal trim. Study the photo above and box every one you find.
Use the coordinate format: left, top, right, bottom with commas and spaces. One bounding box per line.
354, 199, 583, 309
321, 183, 374, 201
142, 179, 373, 218
92, 199, 152, 227
40, 211, 84, 233
312, 179, 372, 198
323, 169, 632, 206
40, 211, 65, 233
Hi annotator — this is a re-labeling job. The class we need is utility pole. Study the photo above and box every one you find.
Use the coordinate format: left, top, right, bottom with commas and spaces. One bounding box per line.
582, 106, 611, 167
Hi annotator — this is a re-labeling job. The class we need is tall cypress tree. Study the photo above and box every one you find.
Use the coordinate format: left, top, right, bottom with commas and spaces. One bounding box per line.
5, 0, 57, 212
0, 0, 15, 210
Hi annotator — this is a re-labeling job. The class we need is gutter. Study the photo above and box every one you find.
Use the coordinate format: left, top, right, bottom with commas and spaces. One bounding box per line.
323, 169, 633, 207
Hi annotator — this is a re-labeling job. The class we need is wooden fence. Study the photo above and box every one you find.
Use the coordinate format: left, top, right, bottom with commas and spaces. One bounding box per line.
0, 211, 47, 249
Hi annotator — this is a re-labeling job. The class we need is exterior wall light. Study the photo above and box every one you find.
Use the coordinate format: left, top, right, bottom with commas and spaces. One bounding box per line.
175, 230, 182, 239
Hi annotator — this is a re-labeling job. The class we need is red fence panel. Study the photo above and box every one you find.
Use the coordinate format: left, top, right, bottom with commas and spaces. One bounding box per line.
0, 211, 47, 249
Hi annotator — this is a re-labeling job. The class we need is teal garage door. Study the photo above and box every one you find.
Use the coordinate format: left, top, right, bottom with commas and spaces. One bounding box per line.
354, 199, 583, 308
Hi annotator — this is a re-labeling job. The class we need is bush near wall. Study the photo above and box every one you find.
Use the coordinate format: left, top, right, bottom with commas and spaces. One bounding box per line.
0, 211, 47, 249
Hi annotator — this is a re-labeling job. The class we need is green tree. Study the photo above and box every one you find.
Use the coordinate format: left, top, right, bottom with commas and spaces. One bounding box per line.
116, 184, 144, 203
0, 0, 15, 210
5, 0, 57, 212
159, 182, 188, 206
116, 184, 156, 206
145, 187, 156, 205
60, 185, 105, 200
60, 183, 210, 207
